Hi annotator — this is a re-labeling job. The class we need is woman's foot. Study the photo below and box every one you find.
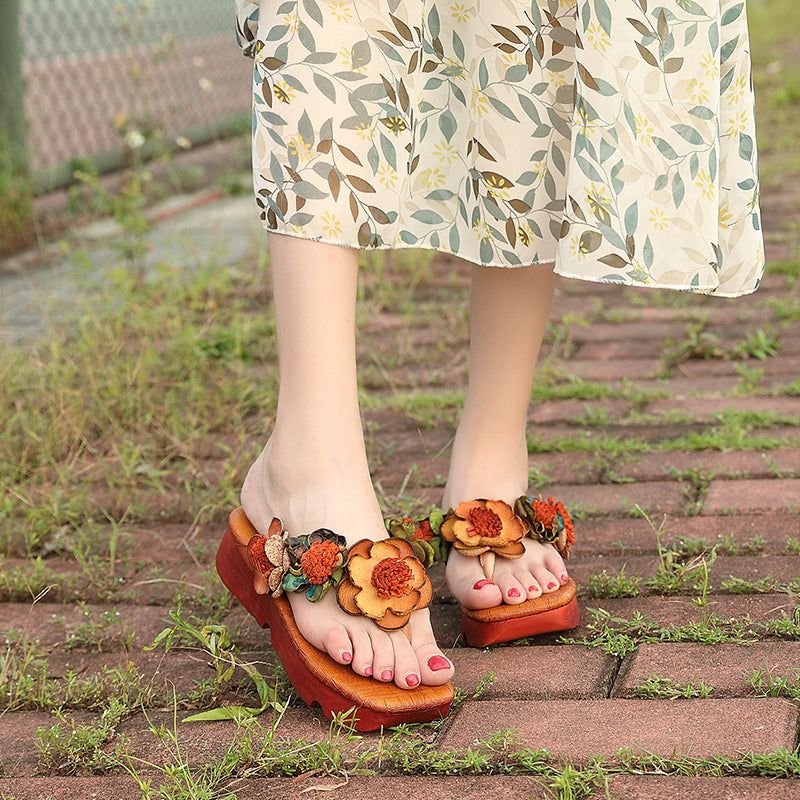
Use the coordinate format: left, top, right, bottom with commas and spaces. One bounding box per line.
241, 437, 454, 689
441, 431, 570, 609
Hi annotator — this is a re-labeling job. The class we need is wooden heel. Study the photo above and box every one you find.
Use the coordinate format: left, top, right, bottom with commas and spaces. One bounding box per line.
216, 525, 271, 628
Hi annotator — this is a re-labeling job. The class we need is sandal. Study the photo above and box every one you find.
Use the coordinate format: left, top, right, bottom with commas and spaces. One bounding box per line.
215, 508, 454, 731
387, 495, 580, 648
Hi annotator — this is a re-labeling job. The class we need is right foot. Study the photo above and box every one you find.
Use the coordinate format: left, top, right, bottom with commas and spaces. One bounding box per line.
240, 437, 454, 690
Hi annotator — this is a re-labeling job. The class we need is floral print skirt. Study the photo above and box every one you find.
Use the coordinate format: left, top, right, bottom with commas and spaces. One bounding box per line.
235, 0, 764, 297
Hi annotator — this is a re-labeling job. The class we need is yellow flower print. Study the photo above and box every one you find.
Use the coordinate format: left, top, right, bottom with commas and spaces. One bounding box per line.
471, 86, 490, 117
700, 52, 719, 81
274, 79, 296, 104
719, 202, 734, 228
532, 160, 549, 180
548, 70, 568, 89
355, 121, 375, 142
289, 223, 307, 234
321, 211, 343, 238
419, 167, 446, 189
687, 78, 709, 104
432, 139, 459, 165
328, 0, 353, 23
377, 163, 398, 188
635, 114, 654, 145
569, 235, 586, 259
585, 23, 611, 54
499, 49, 524, 69
585, 183, 611, 214
649, 207, 669, 231
286, 134, 314, 163
576, 104, 597, 136
726, 74, 747, 105
472, 218, 493, 242
726, 109, 749, 136
283, 12, 299, 34
694, 170, 715, 201
382, 116, 408, 134
443, 58, 466, 80
450, 3, 472, 23
339, 45, 368, 74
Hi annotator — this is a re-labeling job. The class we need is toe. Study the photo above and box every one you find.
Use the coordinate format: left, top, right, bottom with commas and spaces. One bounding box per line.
322, 623, 354, 665
369, 629, 395, 683
495, 571, 527, 605
344, 624, 374, 677
409, 609, 454, 686
388, 630, 422, 690
544, 548, 569, 585
532, 564, 561, 593
515, 569, 543, 599
446, 551, 503, 609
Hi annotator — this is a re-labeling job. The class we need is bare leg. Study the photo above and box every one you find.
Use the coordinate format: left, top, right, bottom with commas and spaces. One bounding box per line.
442, 262, 570, 608
241, 233, 453, 688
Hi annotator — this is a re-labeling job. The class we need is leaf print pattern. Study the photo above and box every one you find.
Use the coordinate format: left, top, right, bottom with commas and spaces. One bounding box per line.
235, 0, 764, 297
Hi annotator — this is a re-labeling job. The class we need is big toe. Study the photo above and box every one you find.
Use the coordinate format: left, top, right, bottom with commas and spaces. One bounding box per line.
409, 609, 454, 686
447, 553, 503, 610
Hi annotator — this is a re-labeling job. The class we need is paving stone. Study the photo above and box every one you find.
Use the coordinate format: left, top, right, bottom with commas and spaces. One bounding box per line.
646, 395, 800, 421
439, 698, 798, 761
236, 776, 551, 800
575, 513, 799, 555
0, 778, 142, 800
704, 479, 800, 514
613, 642, 800, 697
560, 359, 666, 381
449, 645, 616, 699
0, 712, 93, 778
681, 355, 800, 377
546, 481, 685, 516
599, 775, 800, 800
529, 398, 632, 424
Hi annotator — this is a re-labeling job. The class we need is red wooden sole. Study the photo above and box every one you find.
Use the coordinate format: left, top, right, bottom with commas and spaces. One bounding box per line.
460, 595, 581, 648
216, 522, 453, 731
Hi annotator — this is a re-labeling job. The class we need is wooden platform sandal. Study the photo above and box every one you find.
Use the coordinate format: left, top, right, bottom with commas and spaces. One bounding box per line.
387, 495, 580, 648
215, 508, 454, 731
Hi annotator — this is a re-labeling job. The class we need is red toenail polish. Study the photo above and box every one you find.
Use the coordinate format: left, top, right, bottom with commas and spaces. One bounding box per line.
508, 588, 521, 597
364, 666, 373, 676
547, 581, 557, 589
428, 655, 450, 671
381, 669, 393, 681
342, 651, 352, 662
561, 573, 569, 583
528, 585, 538, 592
406, 673, 419, 687
473, 579, 495, 590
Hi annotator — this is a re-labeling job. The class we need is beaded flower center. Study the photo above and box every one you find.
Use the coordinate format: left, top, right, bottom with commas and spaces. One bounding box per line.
247, 535, 271, 575
468, 506, 503, 538
300, 540, 340, 584
370, 557, 413, 599
412, 519, 434, 541
532, 499, 557, 531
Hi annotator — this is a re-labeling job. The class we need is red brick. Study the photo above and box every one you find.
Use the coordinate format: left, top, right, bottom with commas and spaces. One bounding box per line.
646, 395, 800, 421
546, 482, 686, 516
567, 322, 687, 343
529, 399, 631, 424
440, 698, 798, 761
613, 642, 800, 697
703, 479, 800, 514
592, 449, 800, 483
449, 645, 615, 699
238, 776, 551, 800
0, 778, 142, 800
561, 359, 665, 381
599, 775, 800, 800
529, 452, 603, 484
681, 355, 800, 377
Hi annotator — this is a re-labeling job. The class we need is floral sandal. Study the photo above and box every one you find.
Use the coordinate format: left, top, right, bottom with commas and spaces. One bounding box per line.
387, 495, 580, 648
216, 508, 454, 731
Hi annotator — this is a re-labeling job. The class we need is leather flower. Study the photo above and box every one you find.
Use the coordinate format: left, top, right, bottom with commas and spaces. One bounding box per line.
282, 529, 348, 602
246, 516, 287, 597
514, 495, 575, 558
440, 499, 526, 558
337, 539, 432, 630
384, 507, 447, 566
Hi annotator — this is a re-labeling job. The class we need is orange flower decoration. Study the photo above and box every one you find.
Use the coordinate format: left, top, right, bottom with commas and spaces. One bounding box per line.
337, 539, 432, 630
514, 494, 575, 558
440, 499, 526, 558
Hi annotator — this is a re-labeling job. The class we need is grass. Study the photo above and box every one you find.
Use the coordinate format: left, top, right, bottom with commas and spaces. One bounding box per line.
632, 676, 714, 699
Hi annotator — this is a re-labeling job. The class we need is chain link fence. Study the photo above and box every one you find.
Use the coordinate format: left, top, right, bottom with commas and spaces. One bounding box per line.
17, 0, 252, 190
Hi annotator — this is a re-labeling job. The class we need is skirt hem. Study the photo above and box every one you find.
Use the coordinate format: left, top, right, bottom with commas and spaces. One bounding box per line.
258, 222, 760, 299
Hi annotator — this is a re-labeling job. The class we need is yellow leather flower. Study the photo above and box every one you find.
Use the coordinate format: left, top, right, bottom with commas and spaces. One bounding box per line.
337, 538, 432, 630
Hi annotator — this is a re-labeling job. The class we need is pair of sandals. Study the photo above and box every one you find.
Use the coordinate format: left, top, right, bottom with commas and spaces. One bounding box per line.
216, 494, 579, 731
